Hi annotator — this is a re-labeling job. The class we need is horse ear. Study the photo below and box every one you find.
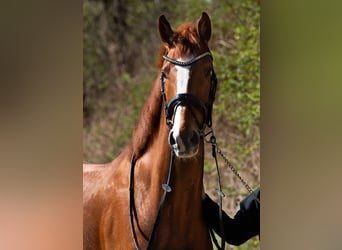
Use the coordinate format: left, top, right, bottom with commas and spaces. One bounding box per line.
158, 15, 174, 47
197, 12, 211, 43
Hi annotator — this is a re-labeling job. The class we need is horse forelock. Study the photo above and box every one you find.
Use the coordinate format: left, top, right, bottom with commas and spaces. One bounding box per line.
157, 23, 208, 68
175, 23, 202, 52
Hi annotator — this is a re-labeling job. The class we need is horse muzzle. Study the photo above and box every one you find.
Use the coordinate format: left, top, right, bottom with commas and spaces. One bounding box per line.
168, 127, 200, 158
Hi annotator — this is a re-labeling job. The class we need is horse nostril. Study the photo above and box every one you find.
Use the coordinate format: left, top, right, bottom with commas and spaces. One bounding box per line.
169, 131, 176, 146
190, 131, 199, 146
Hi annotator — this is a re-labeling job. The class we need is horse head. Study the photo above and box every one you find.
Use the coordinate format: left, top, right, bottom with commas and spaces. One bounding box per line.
158, 12, 217, 158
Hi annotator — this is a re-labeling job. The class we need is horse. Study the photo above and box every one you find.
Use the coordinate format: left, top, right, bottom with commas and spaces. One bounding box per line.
83, 12, 218, 250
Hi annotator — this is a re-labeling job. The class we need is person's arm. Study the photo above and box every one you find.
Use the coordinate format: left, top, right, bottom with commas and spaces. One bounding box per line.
203, 188, 260, 246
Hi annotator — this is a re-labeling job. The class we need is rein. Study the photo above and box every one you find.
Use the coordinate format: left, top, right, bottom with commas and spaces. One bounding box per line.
207, 133, 261, 204
129, 151, 175, 250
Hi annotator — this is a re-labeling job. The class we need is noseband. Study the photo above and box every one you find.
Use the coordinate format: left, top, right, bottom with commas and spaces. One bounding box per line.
160, 51, 217, 131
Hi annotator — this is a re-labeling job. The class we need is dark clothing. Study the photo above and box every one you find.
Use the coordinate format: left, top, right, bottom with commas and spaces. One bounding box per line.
203, 188, 260, 246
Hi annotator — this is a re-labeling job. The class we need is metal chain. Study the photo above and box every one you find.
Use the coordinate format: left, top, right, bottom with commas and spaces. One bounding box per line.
205, 129, 260, 204
215, 145, 260, 204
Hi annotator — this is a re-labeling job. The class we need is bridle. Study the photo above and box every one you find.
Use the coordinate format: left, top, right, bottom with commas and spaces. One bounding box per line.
160, 51, 217, 131
129, 51, 222, 250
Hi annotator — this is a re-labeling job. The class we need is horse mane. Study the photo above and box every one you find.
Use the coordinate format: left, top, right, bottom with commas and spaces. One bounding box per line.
132, 22, 207, 158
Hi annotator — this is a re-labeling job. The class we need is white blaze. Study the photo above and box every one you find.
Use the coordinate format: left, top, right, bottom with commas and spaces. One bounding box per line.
175, 65, 191, 94
171, 59, 192, 144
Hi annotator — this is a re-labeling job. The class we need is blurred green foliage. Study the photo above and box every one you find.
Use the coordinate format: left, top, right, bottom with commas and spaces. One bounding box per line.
83, 1, 259, 249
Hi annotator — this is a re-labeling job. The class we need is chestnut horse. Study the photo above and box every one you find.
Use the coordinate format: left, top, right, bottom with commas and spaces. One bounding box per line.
84, 12, 218, 250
